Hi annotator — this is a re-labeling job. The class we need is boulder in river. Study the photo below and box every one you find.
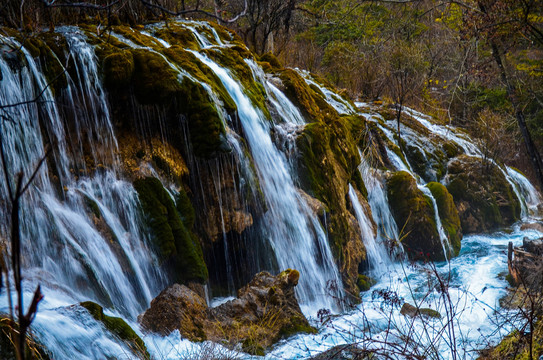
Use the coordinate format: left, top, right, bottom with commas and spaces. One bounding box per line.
400, 302, 441, 319
140, 269, 316, 355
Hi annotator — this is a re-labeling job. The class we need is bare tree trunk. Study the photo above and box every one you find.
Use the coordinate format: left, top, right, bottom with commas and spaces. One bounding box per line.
489, 41, 543, 190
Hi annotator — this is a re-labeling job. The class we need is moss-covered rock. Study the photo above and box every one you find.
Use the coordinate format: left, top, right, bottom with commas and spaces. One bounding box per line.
258, 52, 282, 69
296, 115, 369, 297
445, 156, 521, 234
21, 35, 68, 94
400, 303, 441, 319
478, 320, 543, 360
103, 45, 230, 158
357, 274, 376, 292
134, 177, 208, 283
79, 302, 149, 359
387, 171, 444, 261
141, 270, 314, 355
102, 49, 134, 89
279, 68, 337, 122
201, 46, 270, 118
131, 49, 181, 105
427, 182, 462, 256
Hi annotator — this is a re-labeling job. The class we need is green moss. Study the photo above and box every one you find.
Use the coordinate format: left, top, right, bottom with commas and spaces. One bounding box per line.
482, 320, 543, 360
153, 26, 200, 50
177, 78, 229, 157
378, 108, 396, 121
110, 25, 164, 49
242, 339, 265, 356
278, 314, 317, 339
404, 144, 428, 180
279, 68, 337, 123
22, 36, 67, 93
175, 188, 195, 230
84, 196, 101, 219
297, 116, 366, 206
205, 21, 235, 43
79, 302, 149, 359
258, 52, 282, 69
102, 49, 134, 88
427, 182, 462, 257
131, 49, 181, 105
134, 177, 208, 283
419, 308, 442, 319
201, 46, 270, 118
442, 140, 462, 158
129, 47, 229, 157
296, 115, 368, 293
357, 274, 376, 292
505, 273, 515, 286
387, 171, 444, 261
162, 46, 237, 113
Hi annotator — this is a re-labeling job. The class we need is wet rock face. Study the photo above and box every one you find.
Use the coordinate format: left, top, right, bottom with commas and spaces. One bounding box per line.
139, 284, 208, 340
386, 171, 444, 261
508, 237, 543, 291
140, 269, 315, 355
295, 116, 368, 299
445, 155, 521, 234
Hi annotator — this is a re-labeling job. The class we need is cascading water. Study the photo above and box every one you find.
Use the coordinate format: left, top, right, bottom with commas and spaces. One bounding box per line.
357, 156, 402, 258
368, 117, 453, 258
506, 166, 542, 216
190, 51, 343, 314
401, 105, 541, 219
348, 184, 393, 274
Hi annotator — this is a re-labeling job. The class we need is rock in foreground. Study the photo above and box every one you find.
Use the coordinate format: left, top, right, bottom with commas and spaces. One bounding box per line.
140, 269, 316, 355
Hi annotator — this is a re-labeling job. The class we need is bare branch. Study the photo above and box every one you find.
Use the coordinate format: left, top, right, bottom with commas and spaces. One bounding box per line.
139, 0, 248, 24
39, 0, 120, 10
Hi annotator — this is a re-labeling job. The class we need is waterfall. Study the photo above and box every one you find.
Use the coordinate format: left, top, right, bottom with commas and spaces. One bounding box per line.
358, 156, 402, 258
2, 20, 542, 359
367, 116, 453, 259
402, 106, 541, 220
348, 184, 393, 275
506, 166, 542, 216
191, 51, 343, 314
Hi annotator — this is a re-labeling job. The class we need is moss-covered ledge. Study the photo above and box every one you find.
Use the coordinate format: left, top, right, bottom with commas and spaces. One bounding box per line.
134, 177, 208, 284
387, 171, 444, 261
427, 182, 462, 257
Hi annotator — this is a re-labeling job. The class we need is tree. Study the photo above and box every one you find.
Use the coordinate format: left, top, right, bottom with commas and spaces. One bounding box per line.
458, 0, 543, 189
387, 41, 428, 149
225, 0, 299, 55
